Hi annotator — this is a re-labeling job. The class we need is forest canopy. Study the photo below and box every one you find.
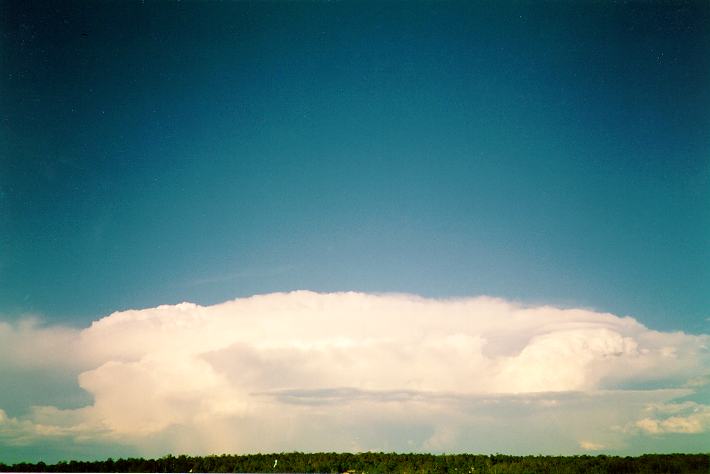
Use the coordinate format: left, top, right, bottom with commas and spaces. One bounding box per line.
1, 452, 709, 473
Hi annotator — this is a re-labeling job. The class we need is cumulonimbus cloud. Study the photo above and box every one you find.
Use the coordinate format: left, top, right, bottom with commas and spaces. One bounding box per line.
1, 291, 708, 458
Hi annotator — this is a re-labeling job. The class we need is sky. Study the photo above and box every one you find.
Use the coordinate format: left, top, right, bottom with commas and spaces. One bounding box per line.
1, 0, 709, 463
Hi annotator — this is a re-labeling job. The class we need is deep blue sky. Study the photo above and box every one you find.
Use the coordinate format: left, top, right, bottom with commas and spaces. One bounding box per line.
2, 1, 709, 332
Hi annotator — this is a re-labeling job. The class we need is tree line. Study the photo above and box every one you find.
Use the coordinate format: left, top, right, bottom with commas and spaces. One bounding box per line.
1, 452, 708, 473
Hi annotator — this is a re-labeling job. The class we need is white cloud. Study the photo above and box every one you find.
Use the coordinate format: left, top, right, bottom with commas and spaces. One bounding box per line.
0, 317, 85, 370
635, 402, 710, 435
579, 440, 605, 451
0, 291, 708, 459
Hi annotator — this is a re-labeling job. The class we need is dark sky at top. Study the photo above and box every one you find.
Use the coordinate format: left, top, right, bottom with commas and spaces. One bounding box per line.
1, 1, 709, 332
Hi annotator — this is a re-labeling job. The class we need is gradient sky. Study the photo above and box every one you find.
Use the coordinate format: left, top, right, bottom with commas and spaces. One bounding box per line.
1, 0, 710, 463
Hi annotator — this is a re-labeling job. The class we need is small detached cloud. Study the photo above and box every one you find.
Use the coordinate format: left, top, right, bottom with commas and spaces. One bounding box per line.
635, 402, 710, 435
0, 291, 708, 460
579, 440, 606, 451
